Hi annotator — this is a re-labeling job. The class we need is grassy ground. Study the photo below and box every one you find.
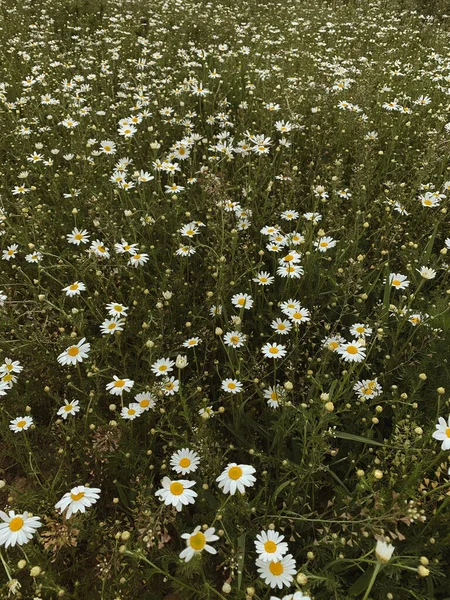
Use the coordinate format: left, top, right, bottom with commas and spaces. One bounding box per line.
0, 0, 450, 598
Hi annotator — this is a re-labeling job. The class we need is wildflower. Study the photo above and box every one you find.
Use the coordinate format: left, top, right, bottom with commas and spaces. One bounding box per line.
432, 415, 450, 450
100, 317, 125, 335
224, 331, 246, 348
353, 379, 382, 399
199, 406, 214, 419
0, 511, 42, 548
1, 359, 23, 374
67, 228, 90, 245
264, 385, 285, 408
2, 245, 18, 261
255, 530, 289, 562
161, 376, 180, 396
55, 486, 101, 519
231, 293, 253, 310
90, 240, 110, 258
106, 376, 134, 395
129, 253, 149, 267
221, 378, 243, 394
417, 266, 436, 280
350, 323, 372, 338
280, 209, 299, 220
106, 302, 129, 317
9, 416, 33, 433
57, 399, 80, 419
253, 271, 275, 286
155, 477, 197, 511
323, 334, 346, 351
388, 273, 409, 290
134, 392, 156, 411
337, 340, 366, 362
183, 337, 201, 348
57, 338, 91, 366
170, 449, 201, 475
115, 239, 138, 255
375, 539, 395, 563
63, 281, 86, 297
216, 463, 256, 495
261, 343, 287, 359
121, 404, 143, 420
287, 308, 310, 324
175, 355, 189, 369
271, 318, 292, 335
151, 357, 175, 377
256, 554, 297, 589
314, 236, 337, 252
180, 526, 219, 562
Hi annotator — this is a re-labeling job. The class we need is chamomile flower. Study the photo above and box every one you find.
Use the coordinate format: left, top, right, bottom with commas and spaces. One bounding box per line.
179, 526, 219, 562
67, 228, 90, 245
106, 302, 129, 317
271, 319, 292, 335
114, 239, 138, 255
100, 316, 125, 335
314, 236, 337, 252
129, 253, 149, 267
25, 252, 42, 263
277, 264, 304, 279
55, 486, 101, 519
231, 293, 253, 310
183, 337, 201, 348
106, 376, 134, 395
90, 239, 110, 258
253, 271, 275, 286
221, 378, 243, 394
323, 334, 346, 351
337, 340, 366, 362
264, 385, 286, 408
151, 357, 175, 377
57, 399, 81, 419
287, 307, 310, 324
375, 540, 395, 563
353, 379, 382, 399
9, 416, 33, 433
432, 415, 450, 450
1, 359, 23, 374
261, 343, 287, 359
216, 463, 256, 495
255, 530, 289, 562
57, 338, 91, 366
63, 281, 86, 297
223, 331, 246, 348
170, 449, 201, 475
134, 392, 156, 411
350, 323, 372, 338
417, 266, 436, 280
121, 403, 143, 420
256, 554, 297, 589
161, 376, 180, 396
0, 511, 42, 548
155, 477, 197, 511
388, 273, 409, 289
280, 299, 301, 315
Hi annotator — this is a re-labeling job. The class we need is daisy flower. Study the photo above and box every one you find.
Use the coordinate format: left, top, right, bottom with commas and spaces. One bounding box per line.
375, 540, 395, 563
161, 376, 180, 396
432, 415, 450, 450
261, 343, 287, 359
57, 338, 91, 366
57, 399, 81, 419
114, 239, 138, 255
9, 416, 33, 433
314, 236, 337, 252
0, 511, 42, 548
183, 337, 201, 348
221, 378, 243, 394
255, 530, 289, 562
323, 334, 346, 352
106, 302, 129, 317
216, 463, 256, 495
264, 385, 285, 408
253, 271, 275, 286
55, 486, 101, 519
100, 317, 125, 335
25, 252, 42, 263
287, 307, 310, 324
231, 293, 253, 310
134, 392, 156, 411
223, 331, 246, 348
121, 403, 143, 420
180, 526, 219, 562
106, 376, 134, 395
271, 319, 292, 335
277, 264, 304, 278
0, 381, 10, 397
280, 299, 301, 315
170, 449, 201, 475
129, 253, 149, 267
90, 240, 110, 258
67, 228, 90, 245
256, 554, 297, 589
353, 379, 382, 399
337, 340, 366, 362
1, 358, 23, 374
151, 357, 175, 377
350, 323, 372, 338
155, 477, 197, 512
388, 273, 409, 289
62, 281, 86, 297
417, 266, 436, 280
2, 245, 18, 261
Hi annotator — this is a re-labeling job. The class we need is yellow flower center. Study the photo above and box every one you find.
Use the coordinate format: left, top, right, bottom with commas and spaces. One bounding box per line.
269, 561, 284, 576
292, 312, 302, 320
16, 420, 27, 428
114, 380, 125, 388
237, 298, 245, 306
134, 254, 141, 260
64, 404, 73, 411
424, 199, 432, 206
392, 279, 401, 287
75, 233, 83, 240
169, 482, 184, 496
285, 254, 294, 262
67, 347, 80, 357
346, 345, 358, 355
278, 324, 286, 330
3, 374, 12, 382
228, 382, 236, 389
356, 326, 365, 333
127, 409, 136, 416
189, 531, 206, 550
71, 491, 85, 501
9, 517, 24, 532
140, 399, 149, 408
179, 458, 191, 468
264, 540, 277, 553
446, 428, 450, 438
165, 382, 175, 390
97, 246, 105, 253
108, 323, 117, 330
230, 336, 239, 344
329, 341, 339, 350
269, 347, 279, 354
260, 277, 268, 282
320, 241, 328, 247
69, 284, 78, 290
188, 340, 196, 345
104, 146, 111, 152
158, 365, 168, 372
5, 364, 13, 371
228, 466, 243, 480
270, 392, 279, 401
114, 305, 123, 312
124, 245, 131, 251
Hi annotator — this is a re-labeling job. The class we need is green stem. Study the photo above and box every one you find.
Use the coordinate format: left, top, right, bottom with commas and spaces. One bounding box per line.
362, 561, 381, 600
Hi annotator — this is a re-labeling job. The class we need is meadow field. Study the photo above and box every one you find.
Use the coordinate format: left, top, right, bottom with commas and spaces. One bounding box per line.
1, 0, 450, 597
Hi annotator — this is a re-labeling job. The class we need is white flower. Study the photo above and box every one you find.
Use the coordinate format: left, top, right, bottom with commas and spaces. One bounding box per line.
55, 486, 101, 519
179, 526, 219, 562
417, 266, 436, 280
57, 338, 91, 366
106, 302, 129, 317
134, 392, 156, 411
255, 530, 289, 562
388, 273, 409, 289
432, 415, 450, 450
261, 343, 287, 359
9, 416, 33, 433
0, 511, 42, 548
256, 554, 297, 589
175, 355, 189, 369
231, 293, 253, 310
170, 449, 201, 475
100, 317, 125, 335
121, 403, 143, 420
375, 539, 395, 563
63, 281, 86, 297
155, 477, 197, 511
57, 399, 80, 420
221, 378, 243, 394
336, 340, 366, 362
216, 463, 256, 495
106, 376, 134, 395
151, 357, 175, 377
314, 236, 337, 252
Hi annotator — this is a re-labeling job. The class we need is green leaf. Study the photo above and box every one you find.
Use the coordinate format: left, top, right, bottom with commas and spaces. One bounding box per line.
237, 533, 246, 591
335, 431, 386, 447
347, 567, 374, 597
273, 479, 292, 502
